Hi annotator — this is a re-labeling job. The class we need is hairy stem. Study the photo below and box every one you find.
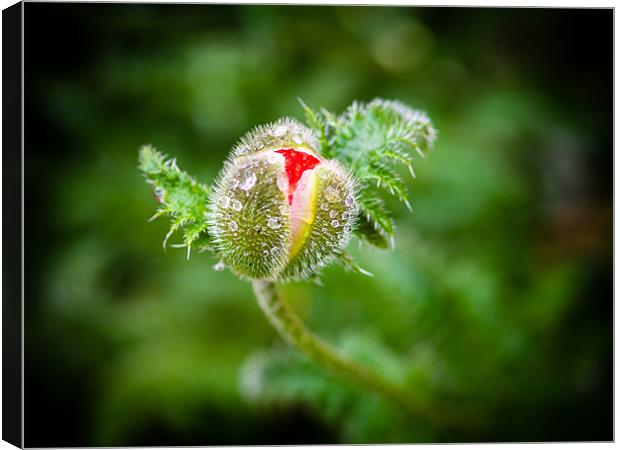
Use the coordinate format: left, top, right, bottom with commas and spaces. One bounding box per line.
252, 279, 430, 417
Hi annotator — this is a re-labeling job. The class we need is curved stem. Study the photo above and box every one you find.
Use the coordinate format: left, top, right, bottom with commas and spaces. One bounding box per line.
251, 279, 428, 417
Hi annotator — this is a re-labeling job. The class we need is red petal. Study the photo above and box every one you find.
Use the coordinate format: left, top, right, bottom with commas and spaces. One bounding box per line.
275, 148, 321, 204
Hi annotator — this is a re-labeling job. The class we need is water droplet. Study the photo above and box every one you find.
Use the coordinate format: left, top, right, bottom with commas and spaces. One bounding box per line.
231, 198, 242, 211
217, 196, 230, 209
262, 249, 269, 256
154, 187, 165, 200
237, 145, 249, 154
255, 141, 264, 150
321, 227, 328, 233
345, 194, 355, 207
324, 186, 339, 202
230, 178, 240, 189
267, 217, 282, 229
292, 133, 304, 144
342, 211, 350, 220
344, 224, 352, 233
229, 221, 239, 232
277, 172, 288, 192
329, 210, 337, 219
273, 125, 287, 137
320, 202, 329, 211
240, 171, 257, 191
213, 261, 225, 271
331, 220, 340, 228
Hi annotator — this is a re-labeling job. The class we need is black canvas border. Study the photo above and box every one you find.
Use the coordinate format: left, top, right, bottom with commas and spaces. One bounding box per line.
3, 1, 24, 448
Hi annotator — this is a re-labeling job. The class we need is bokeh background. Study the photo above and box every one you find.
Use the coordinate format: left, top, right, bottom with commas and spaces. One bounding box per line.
24, 4, 612, 446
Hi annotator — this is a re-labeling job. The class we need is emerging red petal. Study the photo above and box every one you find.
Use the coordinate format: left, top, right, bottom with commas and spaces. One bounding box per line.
275, 148, 321, 204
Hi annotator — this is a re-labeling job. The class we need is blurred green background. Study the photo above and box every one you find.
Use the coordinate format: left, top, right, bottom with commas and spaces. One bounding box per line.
24, 4, 612, 446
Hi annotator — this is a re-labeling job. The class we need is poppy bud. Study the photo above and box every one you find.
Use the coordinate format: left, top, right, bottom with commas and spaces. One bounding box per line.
208, 118, 357, 281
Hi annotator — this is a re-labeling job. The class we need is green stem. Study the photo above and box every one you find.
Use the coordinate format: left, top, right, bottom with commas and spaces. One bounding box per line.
251, 279, 429, 417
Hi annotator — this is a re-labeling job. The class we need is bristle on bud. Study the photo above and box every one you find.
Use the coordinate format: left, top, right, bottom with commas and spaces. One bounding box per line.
208, 120, 357, 281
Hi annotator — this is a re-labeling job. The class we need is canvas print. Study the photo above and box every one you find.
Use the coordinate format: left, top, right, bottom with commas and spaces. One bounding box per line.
17, 3, 613, 447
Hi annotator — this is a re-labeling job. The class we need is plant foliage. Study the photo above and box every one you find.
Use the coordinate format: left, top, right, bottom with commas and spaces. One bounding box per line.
139, 98, 436, 270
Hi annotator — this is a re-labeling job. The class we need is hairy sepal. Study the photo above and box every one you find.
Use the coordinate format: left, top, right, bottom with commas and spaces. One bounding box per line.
279, 160, 358, 282
208, 152, 290, 280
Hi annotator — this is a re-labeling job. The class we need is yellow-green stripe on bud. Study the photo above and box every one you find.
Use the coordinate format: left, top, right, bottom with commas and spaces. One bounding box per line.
208, 118, 357, 281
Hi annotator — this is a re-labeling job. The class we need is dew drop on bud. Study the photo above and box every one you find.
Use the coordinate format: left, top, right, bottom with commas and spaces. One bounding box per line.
292, 133, 304, 144
213, 261, 225, 271
345, 194, 355, 208
276, 172, 288, 193
267, 152, 280, 164
240, 171, 257, 191
342, 211, 350, 220
329, 210, 337, 219
273, 125, 287, 137
331, 220, 340, 228
324, 186, 339, 202
154, 187, 165, 201
230, 178, 240, 189
217, 196, 230, 209
267, 217, 281, 229
231, 198, 242, 211
229, 221, 239, 232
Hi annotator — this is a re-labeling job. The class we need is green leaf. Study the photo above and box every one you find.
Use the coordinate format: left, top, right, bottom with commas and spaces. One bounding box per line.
354, 187, 394, 249
138, 145, 213, 254
301, 98, 436, 250
363, 162, 410, 209
336, 251, 374, 277
240, 334, 420, 443
298, 98, 329, 156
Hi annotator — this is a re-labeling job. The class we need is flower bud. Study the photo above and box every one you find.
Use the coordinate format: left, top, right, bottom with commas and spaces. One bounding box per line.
208, 118, 357, 281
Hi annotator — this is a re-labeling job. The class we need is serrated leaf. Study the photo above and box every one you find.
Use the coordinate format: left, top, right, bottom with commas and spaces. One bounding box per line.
356, 187, 394, 240
138, 145, 213, 252
336, 251, 374, 277
298, 98, 329, 155
302, 98, 436, 250
363, 162, 410, 208
354, 214, 390, 249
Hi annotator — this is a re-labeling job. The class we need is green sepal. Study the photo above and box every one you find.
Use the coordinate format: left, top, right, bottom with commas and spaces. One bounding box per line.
279, 161, 357, 282
207, 151, 291, 280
